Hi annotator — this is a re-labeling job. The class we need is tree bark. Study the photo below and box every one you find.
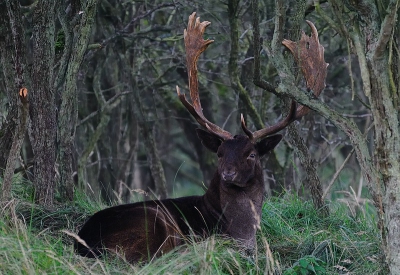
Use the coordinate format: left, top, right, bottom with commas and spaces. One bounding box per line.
0, 3, 17, 176
228, 0, 265, 130
1, 1, 30, 200
252, 0, 326, 211
29, 1, 57, 206
0, 1, 27, 177
2, 91, 28, 200
77, 60, 125, 201
56, 0, 99, 201
370, 55, 400, 272
132, 89, 168, 199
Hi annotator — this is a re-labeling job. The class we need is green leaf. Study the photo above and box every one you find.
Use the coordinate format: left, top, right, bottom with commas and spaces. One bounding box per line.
307, 264, 316, 272
299, 258, 309, 268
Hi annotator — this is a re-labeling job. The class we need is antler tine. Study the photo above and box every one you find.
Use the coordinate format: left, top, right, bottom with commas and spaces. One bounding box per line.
240, 114, 254, 140
248, 101, 297, 141
178, 12, 233, 141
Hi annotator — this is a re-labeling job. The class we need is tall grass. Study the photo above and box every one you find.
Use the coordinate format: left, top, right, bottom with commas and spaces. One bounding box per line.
0, 178, 383, 274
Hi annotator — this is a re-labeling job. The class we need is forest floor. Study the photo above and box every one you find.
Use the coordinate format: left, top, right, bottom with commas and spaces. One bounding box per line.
0, 178, 383, 274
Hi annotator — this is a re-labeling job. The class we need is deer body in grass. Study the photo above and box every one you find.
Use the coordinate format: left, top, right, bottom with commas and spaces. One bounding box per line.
75, 13, 327, 263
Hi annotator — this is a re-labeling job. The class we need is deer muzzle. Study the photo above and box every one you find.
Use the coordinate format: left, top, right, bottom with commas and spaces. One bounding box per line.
222, 169, 237, 182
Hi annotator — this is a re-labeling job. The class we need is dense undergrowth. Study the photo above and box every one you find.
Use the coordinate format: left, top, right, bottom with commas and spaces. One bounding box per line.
0, 177, 383, 274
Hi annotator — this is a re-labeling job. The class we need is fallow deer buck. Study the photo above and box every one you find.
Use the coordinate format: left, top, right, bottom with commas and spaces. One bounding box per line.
75, 12, 327, 263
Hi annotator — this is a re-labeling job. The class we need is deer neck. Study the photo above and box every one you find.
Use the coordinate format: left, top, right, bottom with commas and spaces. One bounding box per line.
203, 170, 265, 247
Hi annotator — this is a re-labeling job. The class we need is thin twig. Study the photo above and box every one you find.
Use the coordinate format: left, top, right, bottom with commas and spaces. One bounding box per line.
77, 91, 132, 127
322, 123, 375, 200
322, 148, 354, 200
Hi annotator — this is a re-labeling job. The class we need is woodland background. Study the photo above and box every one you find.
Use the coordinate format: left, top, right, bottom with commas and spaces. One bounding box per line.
0, 0, 399, 273
1, 0, 370, 204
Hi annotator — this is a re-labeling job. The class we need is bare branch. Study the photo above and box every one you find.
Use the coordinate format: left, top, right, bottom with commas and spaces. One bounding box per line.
322, 149, 355, 200
251, 0, 277, 94
85, 3, 175, 60
77, 91, 132, 127
373, 0, 400, 60
271, 0, 285, 55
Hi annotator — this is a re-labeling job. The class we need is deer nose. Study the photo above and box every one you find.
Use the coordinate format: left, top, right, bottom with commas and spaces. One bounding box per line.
222, 169, 236, 181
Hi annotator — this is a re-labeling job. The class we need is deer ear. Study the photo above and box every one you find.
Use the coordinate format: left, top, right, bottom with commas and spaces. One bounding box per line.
256, 134, 283, 157
196, 129, 223, 153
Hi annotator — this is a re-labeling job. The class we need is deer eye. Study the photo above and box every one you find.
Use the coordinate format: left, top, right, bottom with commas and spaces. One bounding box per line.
217, 152, 223, 158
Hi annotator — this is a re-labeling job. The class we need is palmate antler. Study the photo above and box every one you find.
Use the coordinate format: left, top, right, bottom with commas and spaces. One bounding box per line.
282, 20, 329, 118
243, 20, 329, 141
177, 13, 328, 142
176, 12, 233, 141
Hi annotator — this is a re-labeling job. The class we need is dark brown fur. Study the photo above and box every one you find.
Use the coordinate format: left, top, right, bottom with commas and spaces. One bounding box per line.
75, 131, 282, 263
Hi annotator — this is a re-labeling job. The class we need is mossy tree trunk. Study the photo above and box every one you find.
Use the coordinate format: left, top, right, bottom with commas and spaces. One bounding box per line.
56, 0, 99, 201
362, 3, 400, 272
283, 0, 327, 214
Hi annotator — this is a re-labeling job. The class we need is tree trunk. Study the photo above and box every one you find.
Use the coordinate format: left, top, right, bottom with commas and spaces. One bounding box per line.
0, 1, 26, 178
126, 50, 168, 199
29, 1, 57, 206
56, 0, 99, 201
0, 21, 16, 176
367, 35, 400, 274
